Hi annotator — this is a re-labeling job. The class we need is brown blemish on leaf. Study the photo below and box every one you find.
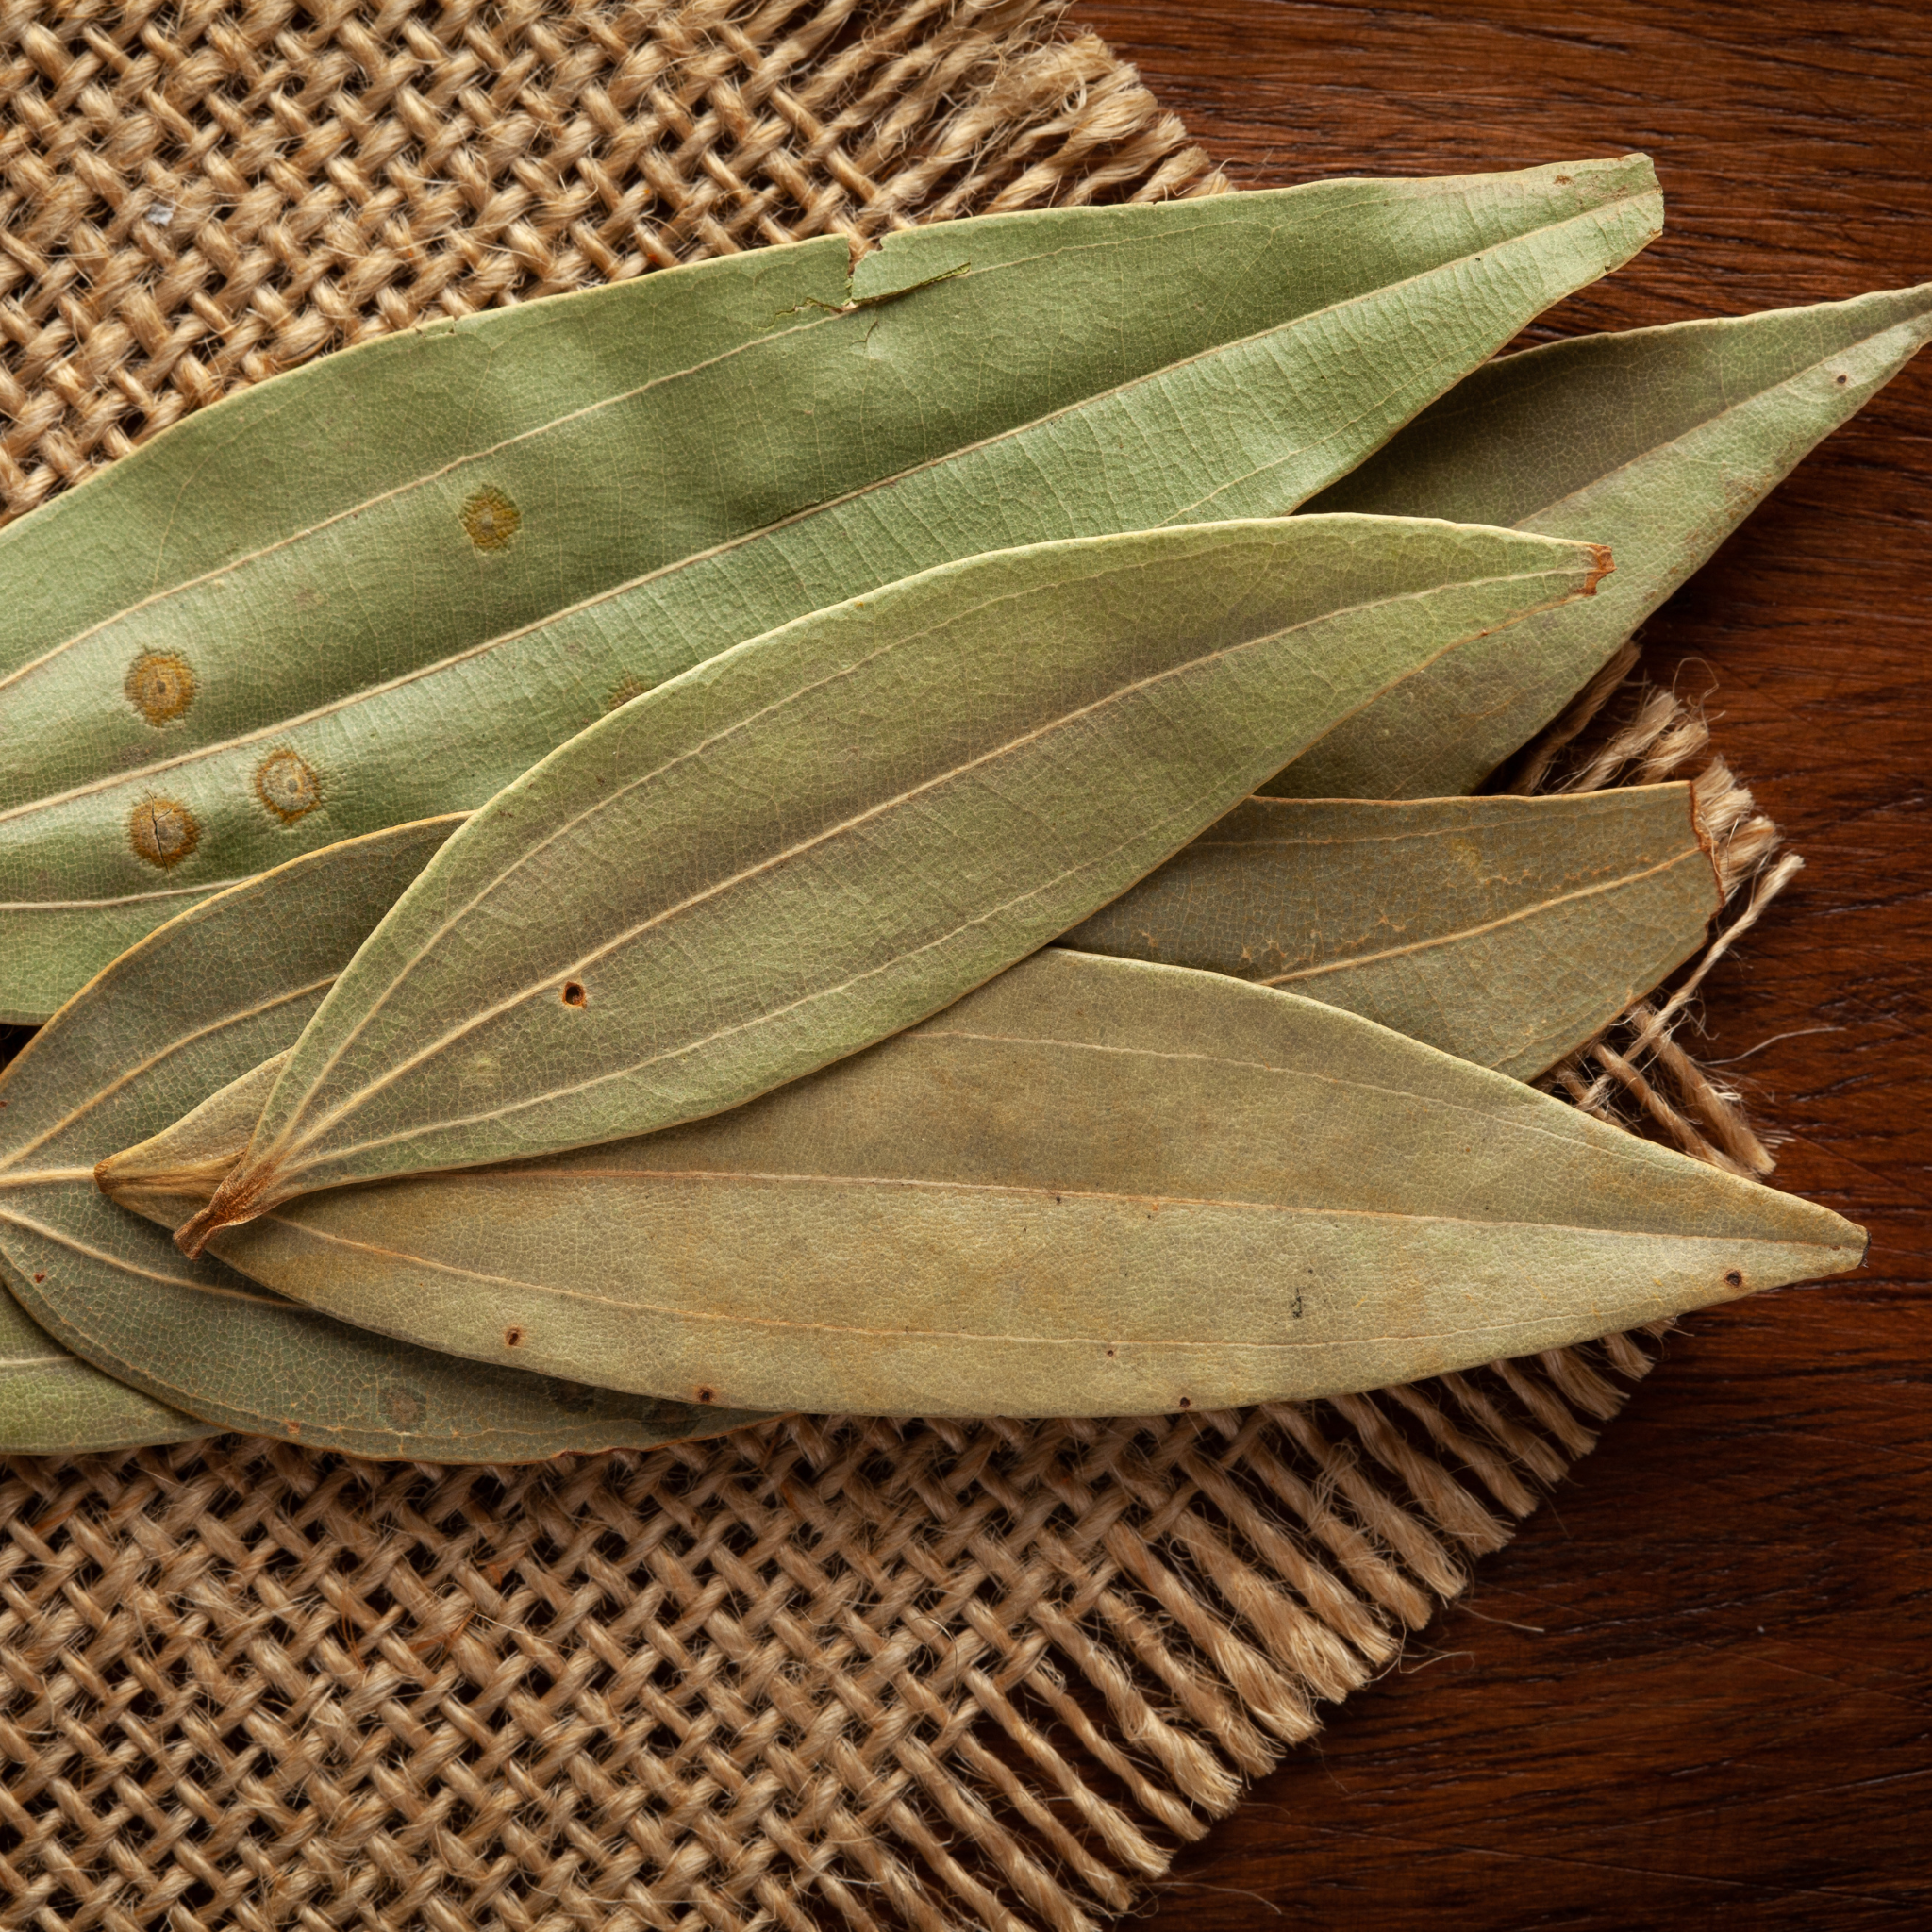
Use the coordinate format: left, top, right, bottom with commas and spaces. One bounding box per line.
504, 1325, 525, 1349
695, 1386, 716, 1404
1580, 544, 1615, 595
383, 1384, 425, 1430
1724, 1269, 1744, 1289
255, 747, 322, 823
129, 797, 200, 869
561, 981, 587, 1007
460, 486, 521, 551
125, 651, 195, 725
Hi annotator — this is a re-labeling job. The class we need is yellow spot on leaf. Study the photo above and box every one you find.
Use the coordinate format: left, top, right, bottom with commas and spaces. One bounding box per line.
125, 652, 195, 725
256, 747, 322, 823
460, 486, 521, 551
129, 797, 200, 870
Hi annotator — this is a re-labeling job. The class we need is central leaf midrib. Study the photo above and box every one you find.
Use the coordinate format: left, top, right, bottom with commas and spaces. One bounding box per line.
258, 1200, 1793, 1354
0, 973, 334, 1174
1257, 845, 1707, 984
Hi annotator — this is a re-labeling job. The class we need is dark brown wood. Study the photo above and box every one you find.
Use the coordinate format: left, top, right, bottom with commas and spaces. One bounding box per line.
1069, 2, 1932, 1923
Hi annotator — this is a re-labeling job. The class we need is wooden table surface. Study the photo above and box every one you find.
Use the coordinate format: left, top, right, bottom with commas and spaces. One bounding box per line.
1067, 4, 1931, 1924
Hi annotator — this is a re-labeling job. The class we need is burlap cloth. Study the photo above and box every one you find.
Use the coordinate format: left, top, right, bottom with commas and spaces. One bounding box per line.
0, 6, 1799, 1926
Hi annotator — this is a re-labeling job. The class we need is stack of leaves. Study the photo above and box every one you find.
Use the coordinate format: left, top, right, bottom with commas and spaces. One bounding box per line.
3, 156, 1918, 1460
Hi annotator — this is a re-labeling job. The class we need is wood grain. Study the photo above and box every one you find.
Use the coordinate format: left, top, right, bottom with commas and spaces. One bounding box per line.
1069, 3, 1932, 1924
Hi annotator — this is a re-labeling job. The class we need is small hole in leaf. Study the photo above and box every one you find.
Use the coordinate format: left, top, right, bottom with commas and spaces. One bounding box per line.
695, 1386, 715, 1404
1176, 1396, 1191, 1410
504, 1325, 525, 1349
1835, 374, 1849, 385
1724, 1270, 1744, 1289
561, 982, 587, 1007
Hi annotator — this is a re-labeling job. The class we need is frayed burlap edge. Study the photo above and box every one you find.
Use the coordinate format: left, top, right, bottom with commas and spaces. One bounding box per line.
0, 6, 1800, 1930
0, 0, 1222, 522
1524, 644, 1801, 1180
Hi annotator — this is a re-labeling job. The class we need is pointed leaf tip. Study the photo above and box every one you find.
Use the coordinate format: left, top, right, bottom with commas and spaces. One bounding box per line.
1060, 783, 1721, 1079
200, 951, 1868, 1419
1295, 277, 1932, 796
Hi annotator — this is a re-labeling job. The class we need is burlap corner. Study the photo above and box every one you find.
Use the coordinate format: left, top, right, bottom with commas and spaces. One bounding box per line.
0, 6, 1790, 1928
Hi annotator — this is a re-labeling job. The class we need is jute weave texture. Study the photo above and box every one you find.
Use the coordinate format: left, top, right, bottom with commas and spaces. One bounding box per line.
0, 5, 1796, 1928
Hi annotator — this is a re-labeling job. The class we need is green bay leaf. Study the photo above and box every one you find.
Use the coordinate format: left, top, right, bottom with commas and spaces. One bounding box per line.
183, 950, 1864, 1419
0, 158, 1662, 1022
1060, 784, 1721, 1078
1286, 279, 1932, 795
0, 820, 767, 1459
183, 517, 1608, 1242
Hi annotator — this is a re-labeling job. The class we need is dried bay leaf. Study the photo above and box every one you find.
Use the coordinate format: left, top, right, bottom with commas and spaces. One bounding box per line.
163, 951, 1864, 1420
0, 1252, 211, 1455
1286, 279, 1932, 796
0, 821, 765, 1458
0, 157, 1664, 1023
101, 784, 1719, 1193
181, 517, 1610, 1244
98, 1051, 291, 1227
1060, 784, 1721, 1078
